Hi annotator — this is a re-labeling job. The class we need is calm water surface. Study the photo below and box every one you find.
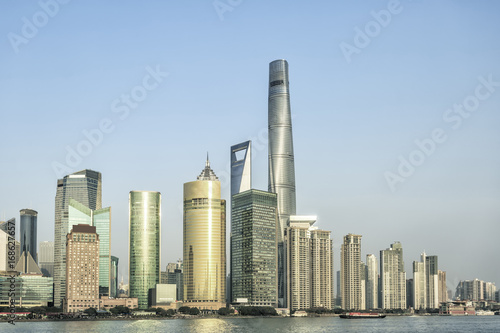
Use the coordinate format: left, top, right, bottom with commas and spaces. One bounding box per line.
3, 316, 500, 333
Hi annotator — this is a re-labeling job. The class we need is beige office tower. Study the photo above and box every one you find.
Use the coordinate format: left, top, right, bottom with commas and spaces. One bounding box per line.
438, 270, 447, 304
380, 242, 406, 310
65, 224, 99, 313
310, 229, 334, 309
366, 254, 378, 309
183, 157, 226, 310
341, 234, 362, 310
285, 217, 313, 311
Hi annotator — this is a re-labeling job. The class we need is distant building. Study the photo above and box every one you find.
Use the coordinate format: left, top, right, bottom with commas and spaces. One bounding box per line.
166, 259, 183, 301
183, 158, 226, 310
336, 270, 341, 307
110, 256, 119, 298
341, 234, 362, 310
438, 270, 447, 304
20, 209, 38, 264
406, 279, 414, 308
39, 241, 54, 277
359, 262, 366, 310
129, 191, 161, 309
380, 242, 406, 310
366, 254, 378, 309
231, 189, 278, 307
65, 224, 100, 312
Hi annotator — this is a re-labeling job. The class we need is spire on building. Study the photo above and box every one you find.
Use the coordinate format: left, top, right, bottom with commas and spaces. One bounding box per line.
197, 154, 219, 181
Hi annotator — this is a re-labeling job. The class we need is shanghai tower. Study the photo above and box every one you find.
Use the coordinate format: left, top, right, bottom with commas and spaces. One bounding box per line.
268, 59, 296, 306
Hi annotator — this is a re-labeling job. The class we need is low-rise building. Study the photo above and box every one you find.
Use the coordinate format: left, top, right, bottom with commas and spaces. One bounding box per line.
439, 301, 475, 315
99, 296, 138, 310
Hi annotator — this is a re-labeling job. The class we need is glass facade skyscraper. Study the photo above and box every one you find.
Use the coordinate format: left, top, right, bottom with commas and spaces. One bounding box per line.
183, 158, 226, 310
231, 189, 278, 306
54, 169, 102, 307
268, 59, 296, 306
129, 191, 161, 309
94, 207, 111, 295
20, 209, 38, 264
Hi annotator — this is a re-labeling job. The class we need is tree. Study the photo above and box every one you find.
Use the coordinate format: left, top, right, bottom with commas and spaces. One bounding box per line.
166, 309, 176, 316
110, 305, 130, 315
218, 307, 230, 315
178, 306, 191, 314
84, 307, 97, 316
30, 306, 47, 315
188, 307, 200, 315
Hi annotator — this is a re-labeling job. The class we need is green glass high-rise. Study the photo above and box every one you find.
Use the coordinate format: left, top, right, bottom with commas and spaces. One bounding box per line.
129, 191, 161, 309
231, 189, 278, 306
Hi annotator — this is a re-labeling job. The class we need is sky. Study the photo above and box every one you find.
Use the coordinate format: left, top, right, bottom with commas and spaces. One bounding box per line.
1, 0, 499, 290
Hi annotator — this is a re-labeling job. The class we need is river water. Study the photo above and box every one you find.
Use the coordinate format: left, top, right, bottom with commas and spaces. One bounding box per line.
3, 316, 500, 332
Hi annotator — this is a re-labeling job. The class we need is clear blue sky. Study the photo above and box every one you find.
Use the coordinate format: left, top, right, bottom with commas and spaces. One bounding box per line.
1, 0, 499, 289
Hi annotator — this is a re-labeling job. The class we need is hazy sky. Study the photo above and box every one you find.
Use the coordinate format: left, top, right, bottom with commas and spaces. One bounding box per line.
1, 1, 499, 290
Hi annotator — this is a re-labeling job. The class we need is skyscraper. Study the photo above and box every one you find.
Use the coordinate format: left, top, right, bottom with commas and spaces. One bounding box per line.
39, 241, 54, 277
110, 256, 119, 298
380, 242, 406, 310
438, 270, 447, 304
230, 141, 252, 304
231, 141, 251, 197
268, 59, 296, 306
285, 216, 334, 311
285, 217, 314, 311
425, 255, 439, 309
310, 228, 334, 309
412, 252, 439, 309
183, 158, 226, 310
54, 169, 102, 307
93, 207, 111, 295
20, 209, 38, 264
129, 191, 161, 309
341, 234, 362, 310
366, 254, 378, 309
231, 189, 278, 307
65, 224, 99, 313
67, 198, 111, 295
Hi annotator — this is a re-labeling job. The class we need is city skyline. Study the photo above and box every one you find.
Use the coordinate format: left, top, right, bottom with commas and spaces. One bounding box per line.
1, 1, 499, 290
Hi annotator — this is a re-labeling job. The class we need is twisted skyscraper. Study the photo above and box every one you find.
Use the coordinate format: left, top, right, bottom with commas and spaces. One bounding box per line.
268, 59, 296, 306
